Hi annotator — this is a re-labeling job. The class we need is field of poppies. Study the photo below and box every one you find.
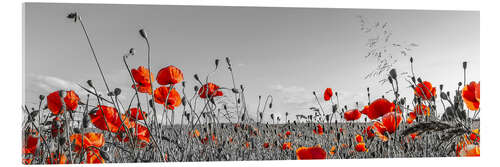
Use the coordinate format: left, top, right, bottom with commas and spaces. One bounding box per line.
22, 12, 480, 164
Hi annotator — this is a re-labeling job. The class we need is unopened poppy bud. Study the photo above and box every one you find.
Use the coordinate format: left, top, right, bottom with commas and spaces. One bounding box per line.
194, 86, 199, 92
114, 88, 121, 96
149, 99, 154, 108
237, 98, 241, 104
82, 115, 89, 128
87, 80, 94, 88
367, 87, 370, 92
139, 29, 148, 39
440, 92, 448, 100
440, 84, 444, 91
463, 61, 467, 69
181, 97, 186, 106
193, 74, 200, 82
269, 102, 273, 109
232, 88, 239, 94
225, 57, 231, 67
410, 57, 414, 63
312, 91, 316, 95
389, 68, 397, 79
39, 95, 45, 101
224, 105, 227, 110
259, 95, 261, 99
240, 85, 245, 92
335, 92, 338, 96
411, 77, 416, 83
73, 128, 81, 134
215, 59, 220, 69
458, 82, 462, 87
129, 48, 135, 55
417, 77, 423, 83
388, 76, 393, 84
67, 12, 77, 22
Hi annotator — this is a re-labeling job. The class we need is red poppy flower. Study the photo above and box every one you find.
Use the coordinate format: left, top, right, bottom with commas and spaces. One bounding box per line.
22, 135, 38, 154
156, 65, 183, 85
131, 66, 154, 94
381, 112, 402, 134
296, 146, 327, 160
286, 131, 292, 136
324, 88, 333, 101
89, 105, 135, 133
313, 124, 324, 135
153, 86, 181, 110
128, 108, 147, 121
282, 142, 292, 150
47, 90, 79, 115
263, 142, 270, 148
355, 134, 363, 143
355, 143, 367, 152
339, 128, 343, 133
406, 117, 414, 124
70, 132, 105, 152
414, 104, 430, 116
462, 81, 480, 111
363, 98, 394, 120
344, 109, 362, 121
46, 152, 68, 164
363, 126, 375, 139
198, 83, 223, 99
414, 81, 436, 100
119, 123, 150, 148
457, 144, 480, 157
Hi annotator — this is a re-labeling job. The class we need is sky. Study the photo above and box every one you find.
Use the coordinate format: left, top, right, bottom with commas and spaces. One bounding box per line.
24, 3, 479, 123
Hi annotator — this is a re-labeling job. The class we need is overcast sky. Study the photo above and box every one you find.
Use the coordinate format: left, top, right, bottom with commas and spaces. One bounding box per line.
24, 3, 479, 123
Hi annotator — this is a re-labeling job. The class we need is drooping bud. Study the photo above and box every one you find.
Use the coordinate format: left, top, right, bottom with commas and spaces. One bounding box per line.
87, 80, 94, 88
232, 88, 240, 94
139, 29, 148, 39
193, 74, 200, 82
215, 59, 220, 69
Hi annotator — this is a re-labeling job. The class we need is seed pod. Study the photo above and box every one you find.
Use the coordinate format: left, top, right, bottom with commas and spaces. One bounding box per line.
114, 88, 121, 96
440, 92, 448, 100
389, 69, 397, 79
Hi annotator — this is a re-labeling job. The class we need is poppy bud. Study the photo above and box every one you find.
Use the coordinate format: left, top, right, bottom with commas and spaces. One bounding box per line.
181, 97, 186, 106
232, 88, 240, 94
67, 12, 77, 22
223, 105, 227, 110
463, 61, 467, 69
182, 81, 186, 87
237, 98, 241, 104
129, 48, 135, 55
410, 57, 414, 63
58, 137, 65, 145
269, 102, 272, 109
439, 84, 444, 91
312, 91, 316, 95
194, 85, 199, 92
194, 74, 200, 82
389, 68, 397, 79
411, 77, 416, 83
240, 85, 245, 92
87, 80, 94, 88
259, 95, 261, 99
149, 99, 154, 108
225, 57, 231, 67
82, 114, 89, 128
367, 87, 370, 92
114, 88, 121, 96
440, 92, 448, 100
39, 95, 45, 101
215, 59, 220, 69
458, 82, 462, 87
388, 76, 393, 84
417, 77, 423, 83
139, 29, 148, 39
335, 92, 338, 97
73, 128, 81, 134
